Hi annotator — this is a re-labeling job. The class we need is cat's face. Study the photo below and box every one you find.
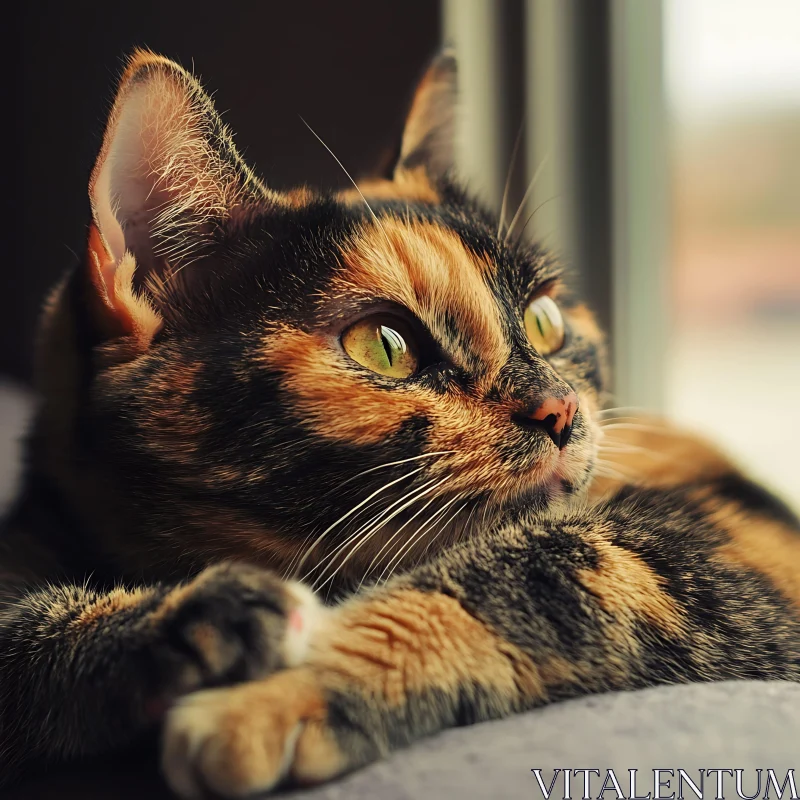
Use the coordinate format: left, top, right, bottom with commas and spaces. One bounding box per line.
39, 51, 606, 586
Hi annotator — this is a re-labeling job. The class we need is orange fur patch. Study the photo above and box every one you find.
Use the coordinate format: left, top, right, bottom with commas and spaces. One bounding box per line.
567, 303, 603, 343
310, 589, 543, 708
579, 535, 686, 637
708, 500, 800, 609
291, 719, 350, 785
339, 166, 440, 205
71, 586, 155, 630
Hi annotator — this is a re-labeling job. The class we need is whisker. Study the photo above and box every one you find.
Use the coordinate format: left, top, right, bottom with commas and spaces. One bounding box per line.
309, 475, 441, 588
458, 500, 480, 543
598, 442, 670, 460
294, 466, 426, 575
593, 467, 632, 484
498, 122, 525, 238
377, 493, 460, 586
594, 460, 639, 484
344, 476, 454, 571
598, 421, 667, 434
481, 495, 493, 531
597, 457, 640, 475
300, 117, 391, 246
284, 530, 320, 580
414, 497, 469, 568
516, 195, 559, 242
506, 153, 550, 242
597, 406, 647, 418
335, 451, 453, 491
288, 493, 383, 580
286, 494, 395, 579
313, 475, 453, 592
597, 453, 641, 471
355, 486, 452, 591
598, 418, 658, 428
598, 443, 651, 453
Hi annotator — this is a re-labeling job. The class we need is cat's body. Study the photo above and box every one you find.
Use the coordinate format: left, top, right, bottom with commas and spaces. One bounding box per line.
1, 51, 798, 797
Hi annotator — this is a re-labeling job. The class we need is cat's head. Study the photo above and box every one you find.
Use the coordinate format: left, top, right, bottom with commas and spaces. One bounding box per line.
36, 51, 607, 586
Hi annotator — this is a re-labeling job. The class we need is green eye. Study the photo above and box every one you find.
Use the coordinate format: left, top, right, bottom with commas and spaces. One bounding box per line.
524, 295, 565, 355
341, 315, 420, 378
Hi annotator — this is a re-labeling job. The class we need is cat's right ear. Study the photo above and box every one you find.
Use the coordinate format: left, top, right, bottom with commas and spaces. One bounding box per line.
393, 51, 457, 184
85, 50, 275, 345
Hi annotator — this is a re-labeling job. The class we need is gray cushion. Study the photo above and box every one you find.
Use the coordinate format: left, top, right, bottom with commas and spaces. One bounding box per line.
284, 681, 800, 800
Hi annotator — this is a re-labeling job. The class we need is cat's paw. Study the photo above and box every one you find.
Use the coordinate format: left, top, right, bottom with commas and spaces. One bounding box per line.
161, 669, 360, 799
147, 563, 324, 713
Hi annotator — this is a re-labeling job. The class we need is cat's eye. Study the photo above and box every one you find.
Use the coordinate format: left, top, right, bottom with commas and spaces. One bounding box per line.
524, 295, 565, 355
341, 315, 420, 378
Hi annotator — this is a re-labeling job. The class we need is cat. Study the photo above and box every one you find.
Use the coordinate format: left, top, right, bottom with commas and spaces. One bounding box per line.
1, 49, 798, 799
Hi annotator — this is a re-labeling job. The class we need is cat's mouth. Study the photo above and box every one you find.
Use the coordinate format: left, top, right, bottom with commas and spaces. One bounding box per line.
477, 409, 595, 507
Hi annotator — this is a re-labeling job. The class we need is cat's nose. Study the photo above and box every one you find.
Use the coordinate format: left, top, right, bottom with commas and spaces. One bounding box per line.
513, 390, 578, 450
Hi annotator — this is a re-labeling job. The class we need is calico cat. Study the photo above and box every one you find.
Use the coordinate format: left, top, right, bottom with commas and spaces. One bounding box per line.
1, 50, 799, 798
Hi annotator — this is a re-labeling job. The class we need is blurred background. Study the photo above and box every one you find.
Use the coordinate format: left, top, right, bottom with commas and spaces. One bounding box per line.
2, 0, 798, 510
665, 0, 800, 510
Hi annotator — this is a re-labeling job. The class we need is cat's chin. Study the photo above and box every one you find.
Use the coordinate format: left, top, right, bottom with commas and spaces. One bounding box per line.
488, 462, 595, 524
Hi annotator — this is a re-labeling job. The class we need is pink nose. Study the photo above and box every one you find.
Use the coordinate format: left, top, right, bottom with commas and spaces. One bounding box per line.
515, 390, 578, 450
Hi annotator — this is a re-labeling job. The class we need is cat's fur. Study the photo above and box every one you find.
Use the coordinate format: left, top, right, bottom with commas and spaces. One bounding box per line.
1, 50, 798, 798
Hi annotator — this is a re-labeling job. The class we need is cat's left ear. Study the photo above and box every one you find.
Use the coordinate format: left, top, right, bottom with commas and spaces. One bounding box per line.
87, 49, 276, 342
393, 51, 457, 183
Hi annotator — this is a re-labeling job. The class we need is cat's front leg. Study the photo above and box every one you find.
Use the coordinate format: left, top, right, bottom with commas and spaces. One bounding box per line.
0, 562, 322, 780
162, 587, 539, 798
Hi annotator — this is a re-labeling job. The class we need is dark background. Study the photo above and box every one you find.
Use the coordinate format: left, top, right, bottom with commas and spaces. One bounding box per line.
4, 1, 441, 381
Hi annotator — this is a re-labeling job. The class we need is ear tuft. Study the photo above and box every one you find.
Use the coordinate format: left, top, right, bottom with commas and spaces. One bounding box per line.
394, 51, 457, 183
86, 222, 161, 350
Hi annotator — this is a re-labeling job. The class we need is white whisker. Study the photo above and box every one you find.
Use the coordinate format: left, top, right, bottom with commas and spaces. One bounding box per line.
300, 117, 391, 245
598, 421, 667, 434
287, 492, 385, 580
598, 442, 670, 461
310, 475, 442, 589
594, 460, 639, 484
506, 153, 550, 241
415, 497, 469, 568
336, 451, 453, 490
459, 500, 479, 543
598, 443, 650, 454
294, 466, 426, 576
597, 406, 647, 418
313, 475, 453, 593
355, 485, 455, 591
498, 122, 525, 238
593, 468, 630, 484
377, 493, 460, 586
